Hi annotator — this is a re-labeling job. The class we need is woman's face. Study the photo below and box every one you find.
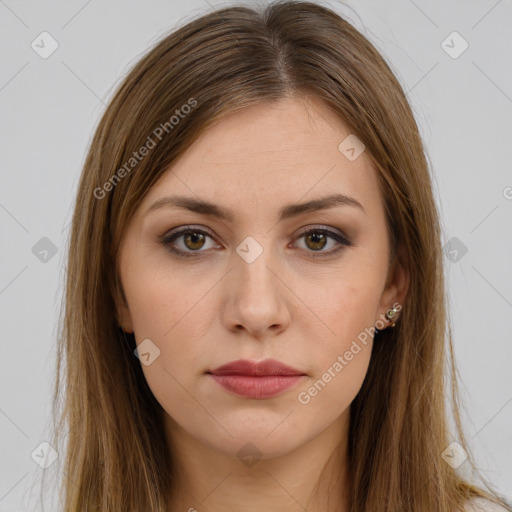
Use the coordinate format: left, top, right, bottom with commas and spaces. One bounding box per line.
117, 96, 407, 460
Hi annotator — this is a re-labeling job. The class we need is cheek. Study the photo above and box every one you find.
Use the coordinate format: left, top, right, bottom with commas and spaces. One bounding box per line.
123, 261, 212, 337
292, 276, 380, 411
123, 267, 217, 419
295, 273, 381, 353
295, 285, 375, 416
122, 263, 222, 382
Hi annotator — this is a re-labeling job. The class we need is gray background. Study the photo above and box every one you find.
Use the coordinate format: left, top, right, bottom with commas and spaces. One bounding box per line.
0, 0, 511, 510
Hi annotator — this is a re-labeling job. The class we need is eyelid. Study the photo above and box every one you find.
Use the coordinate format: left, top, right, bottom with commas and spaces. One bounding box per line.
294, 224, 350, 243
162, 224, 216, 241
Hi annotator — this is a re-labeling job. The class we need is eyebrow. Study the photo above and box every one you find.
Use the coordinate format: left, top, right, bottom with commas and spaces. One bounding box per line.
145, 192, 367, 221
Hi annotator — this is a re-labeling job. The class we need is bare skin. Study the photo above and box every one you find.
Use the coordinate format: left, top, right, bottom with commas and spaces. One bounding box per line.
117, 96, 409, 511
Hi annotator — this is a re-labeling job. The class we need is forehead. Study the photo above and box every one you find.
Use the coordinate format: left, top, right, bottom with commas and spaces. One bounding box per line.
140, 97, 384, 223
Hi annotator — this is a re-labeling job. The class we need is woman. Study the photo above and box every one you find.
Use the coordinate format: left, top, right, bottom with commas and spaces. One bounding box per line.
47, 1, 511, 510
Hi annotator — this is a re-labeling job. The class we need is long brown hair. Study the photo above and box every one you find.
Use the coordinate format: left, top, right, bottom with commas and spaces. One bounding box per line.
44, 1, 510, 510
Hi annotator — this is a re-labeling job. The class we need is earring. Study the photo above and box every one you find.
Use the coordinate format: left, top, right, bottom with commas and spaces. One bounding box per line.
385, 307, 398, 328
375, 306, 400, 334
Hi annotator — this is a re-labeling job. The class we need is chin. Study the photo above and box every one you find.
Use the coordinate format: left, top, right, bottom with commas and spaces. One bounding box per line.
204, 415, 311, 459
216, 432, 303, 462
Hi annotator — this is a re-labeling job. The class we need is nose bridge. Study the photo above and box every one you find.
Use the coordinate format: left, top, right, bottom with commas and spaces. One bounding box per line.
234, 234, 278, 295
225, 234, 289, 334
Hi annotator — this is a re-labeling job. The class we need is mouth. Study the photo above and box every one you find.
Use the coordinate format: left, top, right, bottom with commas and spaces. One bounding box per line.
207, 358, 306, 399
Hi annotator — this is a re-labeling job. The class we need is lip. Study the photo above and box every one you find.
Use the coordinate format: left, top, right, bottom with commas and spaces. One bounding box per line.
207, 358, 306, 399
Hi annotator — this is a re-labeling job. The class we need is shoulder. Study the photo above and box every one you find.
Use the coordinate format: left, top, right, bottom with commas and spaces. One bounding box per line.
464, 497, 510, 512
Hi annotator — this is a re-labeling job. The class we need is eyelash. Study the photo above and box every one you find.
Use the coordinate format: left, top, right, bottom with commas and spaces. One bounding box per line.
159, 225, 352, 259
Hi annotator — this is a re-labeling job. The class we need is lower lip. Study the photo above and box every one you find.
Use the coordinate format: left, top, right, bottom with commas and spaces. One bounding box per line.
209, 374, 305, 399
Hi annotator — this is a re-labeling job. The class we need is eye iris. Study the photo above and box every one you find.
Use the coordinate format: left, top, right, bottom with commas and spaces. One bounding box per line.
305, 232, 327, 251
184, 232, 206, 250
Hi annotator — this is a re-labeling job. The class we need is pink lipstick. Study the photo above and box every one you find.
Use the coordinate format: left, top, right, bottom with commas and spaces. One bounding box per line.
207, 359, 306, 399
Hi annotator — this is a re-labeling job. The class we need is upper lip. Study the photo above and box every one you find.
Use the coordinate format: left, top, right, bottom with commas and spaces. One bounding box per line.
208, 358, 305, 376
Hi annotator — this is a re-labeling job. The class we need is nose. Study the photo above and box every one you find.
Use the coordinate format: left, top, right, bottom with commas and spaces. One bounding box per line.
222, 243, 291, 338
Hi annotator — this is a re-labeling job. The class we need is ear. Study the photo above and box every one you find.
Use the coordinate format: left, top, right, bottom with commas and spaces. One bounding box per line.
114, 277, 134, 334
376, 244, 409, 325
117, 300, 134, 334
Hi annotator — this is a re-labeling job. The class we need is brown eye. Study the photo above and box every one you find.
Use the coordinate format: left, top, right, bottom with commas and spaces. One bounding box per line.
293, 227, 352, 258
161, 227, 218, 258
304, 232, 328, 251
161, 225, 352, 260
182, 232, 207, 250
